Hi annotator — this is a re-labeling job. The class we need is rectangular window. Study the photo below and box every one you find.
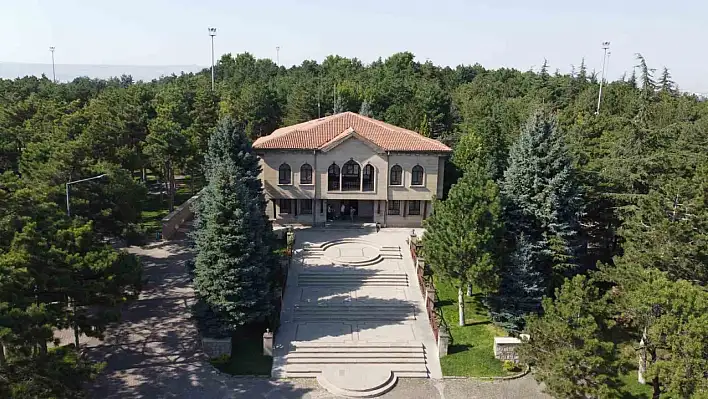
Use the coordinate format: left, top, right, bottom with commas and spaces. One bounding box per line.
408, 200, 420, 215
388, 200, 400, 215
301, 199, 312, 214
320, 200, 324, 214
279, 199, 291, 214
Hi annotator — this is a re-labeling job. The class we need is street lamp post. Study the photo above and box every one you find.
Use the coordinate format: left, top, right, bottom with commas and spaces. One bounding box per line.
66, 174, 107, 217
209, 27, 217, 90
49, 46, 56, 83
595, 41, 611, 115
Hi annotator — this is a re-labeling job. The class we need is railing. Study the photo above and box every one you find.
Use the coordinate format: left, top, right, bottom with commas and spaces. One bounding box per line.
409, 234, 442, 343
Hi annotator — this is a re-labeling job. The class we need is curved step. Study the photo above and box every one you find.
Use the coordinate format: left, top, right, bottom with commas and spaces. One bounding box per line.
317, 366, 397, 398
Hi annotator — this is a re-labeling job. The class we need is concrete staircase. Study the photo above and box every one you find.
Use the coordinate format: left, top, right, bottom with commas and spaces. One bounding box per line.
298, 271, 409, 287
293, 304, 416, 321
283, 342, 430, 378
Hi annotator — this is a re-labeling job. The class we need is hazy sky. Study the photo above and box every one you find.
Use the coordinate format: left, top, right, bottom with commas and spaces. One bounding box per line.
1, 0, 705, 92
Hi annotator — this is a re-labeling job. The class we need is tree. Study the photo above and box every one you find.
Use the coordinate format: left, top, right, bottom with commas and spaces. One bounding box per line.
144, 118, 188, 212
618, 178, 708, 285
490, 110, 583, 332
519, 275, 618, 399
359, 99, 373, 117
423, 166, 503, 326
501, 110, 583, 278
193, 118, 278, 333
605, 267, 708, 398
487, 233, 547, 332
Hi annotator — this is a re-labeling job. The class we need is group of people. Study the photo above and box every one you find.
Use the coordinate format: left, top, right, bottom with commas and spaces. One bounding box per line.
326, 203, 357, 222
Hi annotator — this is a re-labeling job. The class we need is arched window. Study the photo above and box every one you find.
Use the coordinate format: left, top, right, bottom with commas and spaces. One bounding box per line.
328, 163, 340, 191
342, 160, 361, 191
300, 163, 313, 184
279, 163, 291, 185
362, 164, 375, 191
390, 165, 402, 186
411, 165, 424, 186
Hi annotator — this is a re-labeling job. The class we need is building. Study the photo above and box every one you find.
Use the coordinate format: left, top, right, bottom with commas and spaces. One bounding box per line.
252, 112, 452, 227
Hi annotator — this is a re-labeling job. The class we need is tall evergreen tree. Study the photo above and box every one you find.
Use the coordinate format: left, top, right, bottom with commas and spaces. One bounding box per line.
193, 118, 277, 334
490, 110, 583, 332
423, 166, 503, 326
359, 99, 373, 117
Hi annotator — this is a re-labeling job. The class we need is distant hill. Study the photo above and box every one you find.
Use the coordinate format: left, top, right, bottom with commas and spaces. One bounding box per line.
0, 62, 206, 82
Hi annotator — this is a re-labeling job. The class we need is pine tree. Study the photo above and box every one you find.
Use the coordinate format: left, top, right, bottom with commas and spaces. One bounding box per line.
490, 110, 583, 332
658, 67, 676, 95
359, 99, 373, 117
193, 117, 277, 334
519, 275, 618, 398
423, 166, 503, 326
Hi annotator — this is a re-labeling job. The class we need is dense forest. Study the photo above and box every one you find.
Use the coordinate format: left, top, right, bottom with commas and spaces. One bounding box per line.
1, 51, 706, 397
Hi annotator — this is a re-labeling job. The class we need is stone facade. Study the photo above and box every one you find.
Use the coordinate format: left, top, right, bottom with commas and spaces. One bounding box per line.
257, 136, 448, 228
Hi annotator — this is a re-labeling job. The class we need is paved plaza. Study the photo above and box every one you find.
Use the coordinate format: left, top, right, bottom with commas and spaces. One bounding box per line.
82, 227, 550, 398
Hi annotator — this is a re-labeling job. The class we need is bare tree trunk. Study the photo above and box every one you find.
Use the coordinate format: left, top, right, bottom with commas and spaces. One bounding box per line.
73, 299, 80, 349
466, 284, 473, 296
167, 162, 175, 212
650, 348, 660, 399
638, 328, 647, 384
0, 340, 6, 366
458, 286, 465, 326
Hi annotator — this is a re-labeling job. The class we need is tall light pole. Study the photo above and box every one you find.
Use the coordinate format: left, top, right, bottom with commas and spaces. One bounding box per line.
66, 174, 106, 217
595, 41, 610, 115
49, 46, 56, 83
276, 46, 280, 66
209, 27, 217, 91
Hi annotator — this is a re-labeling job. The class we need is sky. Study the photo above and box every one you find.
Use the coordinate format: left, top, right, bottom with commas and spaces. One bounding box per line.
1, 0, 706, 92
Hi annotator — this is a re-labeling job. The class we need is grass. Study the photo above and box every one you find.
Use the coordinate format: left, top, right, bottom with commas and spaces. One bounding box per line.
139, 182, 195, 235
618, 370, 654, 399
434, 276, 511, 377
209, 323, 273, 376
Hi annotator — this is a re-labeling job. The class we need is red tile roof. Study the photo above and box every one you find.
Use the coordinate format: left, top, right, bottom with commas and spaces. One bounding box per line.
252, 112, 452, 153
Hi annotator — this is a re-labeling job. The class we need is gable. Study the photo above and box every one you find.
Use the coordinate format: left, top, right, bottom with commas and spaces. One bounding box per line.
319, 128, 385, 154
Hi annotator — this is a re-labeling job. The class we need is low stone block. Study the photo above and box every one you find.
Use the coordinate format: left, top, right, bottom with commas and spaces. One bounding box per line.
438, 327, 450, 358
263, 329, 274, 357
493, 336, 523, 362
202, 337, 231, 358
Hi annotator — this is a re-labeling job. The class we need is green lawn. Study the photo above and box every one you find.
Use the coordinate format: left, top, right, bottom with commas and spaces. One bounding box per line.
434, 277, 511, 377
139, 185, 194, 235
619, 370, 654, 399
209, 323, 273, 376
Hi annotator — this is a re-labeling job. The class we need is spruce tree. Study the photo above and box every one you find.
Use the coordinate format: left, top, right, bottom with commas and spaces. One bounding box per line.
423, 166, 503, 326
490, 110, 583, 332
193, 118, 277, 334
358, 99, 373, 117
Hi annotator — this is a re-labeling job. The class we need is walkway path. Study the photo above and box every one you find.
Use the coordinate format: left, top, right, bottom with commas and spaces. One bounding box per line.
85, 228, 549, 398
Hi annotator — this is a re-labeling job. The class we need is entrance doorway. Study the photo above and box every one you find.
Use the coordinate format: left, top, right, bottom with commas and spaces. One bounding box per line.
326, 200, 374, 223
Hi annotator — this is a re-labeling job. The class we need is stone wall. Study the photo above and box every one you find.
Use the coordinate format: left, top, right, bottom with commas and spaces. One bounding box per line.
161, 193, 200, 240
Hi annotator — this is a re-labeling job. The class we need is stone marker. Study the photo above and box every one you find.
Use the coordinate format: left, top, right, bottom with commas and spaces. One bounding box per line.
263, 328, 274, 356
438, 326, 450, 357
493, 336, 523, 362
202, 337, 231, 358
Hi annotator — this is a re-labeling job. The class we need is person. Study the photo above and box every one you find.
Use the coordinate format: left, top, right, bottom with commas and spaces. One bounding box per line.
327, 204, 333, 221
341, 203, 346, 220
375, 222, 381, 232
350, 206, 356, 222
